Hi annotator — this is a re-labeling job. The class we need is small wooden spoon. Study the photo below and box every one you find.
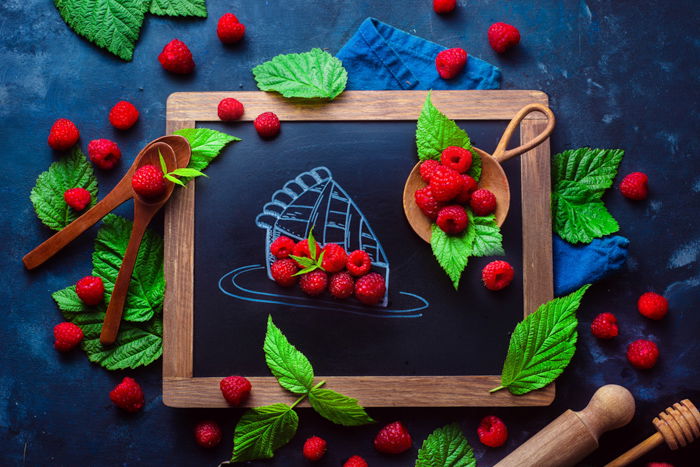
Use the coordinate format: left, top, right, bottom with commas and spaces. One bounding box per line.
99, 143, 178, 346
403, 103, 555, 242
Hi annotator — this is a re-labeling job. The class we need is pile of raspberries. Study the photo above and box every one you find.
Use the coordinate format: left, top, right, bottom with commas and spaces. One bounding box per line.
414, 146, 497, 235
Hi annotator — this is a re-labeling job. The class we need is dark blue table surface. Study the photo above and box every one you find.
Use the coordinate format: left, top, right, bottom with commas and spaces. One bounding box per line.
1, 1, 698, 466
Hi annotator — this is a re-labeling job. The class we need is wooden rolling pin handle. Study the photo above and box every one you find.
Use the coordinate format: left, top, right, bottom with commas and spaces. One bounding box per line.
495, 385, 635, 467
604, 432, 663, 467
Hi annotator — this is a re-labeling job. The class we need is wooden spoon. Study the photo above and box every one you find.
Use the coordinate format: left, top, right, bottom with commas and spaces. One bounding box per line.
23, 135, 191, 270
403, 103, 555, 242
99, 143, 178, 346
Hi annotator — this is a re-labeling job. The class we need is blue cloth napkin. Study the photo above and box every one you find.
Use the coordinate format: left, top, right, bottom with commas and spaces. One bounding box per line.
337, 17, 629, 296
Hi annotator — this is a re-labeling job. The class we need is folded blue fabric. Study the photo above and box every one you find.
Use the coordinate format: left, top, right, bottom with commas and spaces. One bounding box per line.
336, 17, 628, 295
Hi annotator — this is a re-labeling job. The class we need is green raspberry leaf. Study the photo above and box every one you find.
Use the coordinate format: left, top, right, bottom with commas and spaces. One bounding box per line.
264, 316, 315, 394
174, 128, 240, 182
231, 404, 299, 462
308, 388, 374, 426
30, 147, 98, 231
416, 423, 476, 467
54, 0, 149, 61
552, 148, 624, 194
552, 180, 619, 244
430, 223, 473, 289
416, 93, 473, 165
149, 0, 206, 17
252, 48, 348, 100
469, 213, 505, 257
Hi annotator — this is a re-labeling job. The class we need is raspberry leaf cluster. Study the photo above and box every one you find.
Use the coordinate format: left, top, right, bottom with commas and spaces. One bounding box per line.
158, 151, 207, 187
415, 423, 476, 467
173, 128, 240, 182
149, 0, 206, 17
290, 229, 326, 276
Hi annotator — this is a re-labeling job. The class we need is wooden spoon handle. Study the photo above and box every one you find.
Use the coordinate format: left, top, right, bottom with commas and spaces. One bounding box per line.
492, 103, 556, 162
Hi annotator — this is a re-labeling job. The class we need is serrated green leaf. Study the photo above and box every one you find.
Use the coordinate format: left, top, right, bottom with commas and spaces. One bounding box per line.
149, 0, 206, 17
495, 285, 591, 395
252, 48, 348, 100
231, 404, 298, 462
308, 388, 374, 426
430, 224, 473, 289
51, 286, 86, 312
169, 168, 207, 178
289, 255, 315, 268
174, 128, 240, 182
552, 148, 624, 194
30, 147, 98, 231
308, 228, 318, 260
552, 181, 619, 244
159, 152, 168, 173
468, 150, 482, 182
469, 213, 505, 257
165, 174, 186, 187
292, 264, 319, 276
416, 423, 476, 467
264, 316, 314, 394
54, 0, 149, 61
416, 93, 472, 163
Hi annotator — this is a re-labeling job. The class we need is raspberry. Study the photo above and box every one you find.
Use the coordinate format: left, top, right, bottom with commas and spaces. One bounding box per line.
469, 188, 497, 216
321, 243, 348, 272
637, 292, 668, 320
346, 250, 372, 277
435, 47, 468, 79
627, 339, 659, 369
63, 187, 91, 211
217, 13, 246, 44
217, 97, 244, 121
270, 236, 296, 259
373, 421, 412, 454
299, 270, 328, 296
194, 421, 222, 448
436, 205, 468, 234
270, 259, 299, 287
419, 159, 440, 183
647, 463, 674, 467
488, 22, 521, 53
109, 377, 145, 412
440, 146, 472, 173
219, 376, 252, 405
477, 415, 508, 447
302, 436, 327, 461
430, 165, 465, 202
343, 456, 368, 467
455, 174, 478, 204
254, 112, 281, 138
75, 276, 104, 306
355, 272, 386, 306
433, 0, 456, 14
620, 172, 649, 200
329, 272, 354, 299
414, 186, 443, 220
481, 260, 515, 291
87, 138, 122, 170
591, 312, 619, 339
158, 39, 195, 74
109, 101, 139, 130
48, 118, 79, 151
131, 164, 166, 199
53, 322, 84, 351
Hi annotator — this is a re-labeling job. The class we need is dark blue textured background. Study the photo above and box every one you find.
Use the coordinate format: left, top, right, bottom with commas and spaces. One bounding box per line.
1, 1, 699, 465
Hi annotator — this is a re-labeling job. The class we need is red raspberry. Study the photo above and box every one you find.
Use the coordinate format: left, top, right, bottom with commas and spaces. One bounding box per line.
591, 312, 619, 339
329, 272, 354, 299
477, 415, 508, 447
430, 165, 465, 202
302, 436, 327, 461
627, 339, 659, 369
75, 275, 105, 305
414, 186, 443, 220
217, 97, 244, 121
620, 172, 649, 200
354, 272, 386, 306
440, 146, 473, 173
469, 188, 497, 216
254, 112, 281, 138
637, 292, 668, 320
436, 205, 468, 235
647, 463, 674, 467
217, 13, 246, 44
321, 243, 348, 272
488, 22, 521, 53
343, 456, 368, 467
481, 260, 515, 291
53, 322, 84, 351
48, 118, 79, 151
346, 250, 372, 277
270, 236, 296, 259
109, 101, 139, 130
219, 376, 252, 405
194, 421, 222, 448
299, 270, 328, 296
270, 259, 299, 287
373, 421, 412, 454
433, 0, 456, 14
109, 377, 145, 412
419, 159, 440, 183
131, 164, 166, 199
63, 187, 91, 211
435, 47, 468, 79
158, 39, 195, 74
87, 138, 122, 170
455, 174, 478, 204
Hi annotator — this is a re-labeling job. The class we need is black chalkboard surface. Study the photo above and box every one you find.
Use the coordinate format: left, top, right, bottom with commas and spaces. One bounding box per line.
192, 120, 523, 378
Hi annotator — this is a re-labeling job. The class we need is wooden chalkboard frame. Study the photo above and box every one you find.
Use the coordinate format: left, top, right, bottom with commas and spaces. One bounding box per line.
162, 90, 554, 408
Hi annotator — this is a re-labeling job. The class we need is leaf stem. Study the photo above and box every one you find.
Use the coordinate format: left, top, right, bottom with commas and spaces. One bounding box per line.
489, 385, 506, 393
290, 393, 307, 410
